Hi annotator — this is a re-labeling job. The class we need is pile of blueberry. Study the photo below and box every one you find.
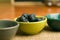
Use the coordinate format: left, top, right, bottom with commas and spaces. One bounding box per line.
16, 14, 45, 22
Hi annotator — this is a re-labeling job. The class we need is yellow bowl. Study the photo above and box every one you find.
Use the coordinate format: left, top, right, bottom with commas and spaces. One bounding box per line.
15, 16, 47, 34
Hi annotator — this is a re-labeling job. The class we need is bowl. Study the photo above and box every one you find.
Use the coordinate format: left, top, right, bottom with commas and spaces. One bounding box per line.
0, 20, 19, 40
15, 16, 47, 34
46, 14, 60, 31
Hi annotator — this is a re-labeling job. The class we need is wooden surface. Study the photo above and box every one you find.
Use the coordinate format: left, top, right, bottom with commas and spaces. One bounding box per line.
0, 3, 14, 19
14, 27, 60, 40
15, 6, 60, 17
0, 3, 60, 40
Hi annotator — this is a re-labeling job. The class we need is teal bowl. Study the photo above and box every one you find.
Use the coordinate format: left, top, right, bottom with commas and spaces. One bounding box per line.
46, 14, 60, 31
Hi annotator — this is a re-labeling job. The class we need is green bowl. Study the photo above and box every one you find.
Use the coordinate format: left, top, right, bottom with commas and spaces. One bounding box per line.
15, 16, 47, 34
46, 14, 60, 31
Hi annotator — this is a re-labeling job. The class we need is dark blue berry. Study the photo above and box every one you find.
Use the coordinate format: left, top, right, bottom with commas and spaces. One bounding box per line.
35, 18, 42, 21
40, 17, 45, 20
22, 13, 28, 19
35, 17, 45, 21
16, 16, 29, 22
29, 14, 35, 17
28, 14, 36, 22
16, 17, 21, 22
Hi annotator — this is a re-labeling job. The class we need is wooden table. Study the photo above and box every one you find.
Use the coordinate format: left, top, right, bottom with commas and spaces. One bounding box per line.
0, 3, 60, 40
14, 27, 60, 40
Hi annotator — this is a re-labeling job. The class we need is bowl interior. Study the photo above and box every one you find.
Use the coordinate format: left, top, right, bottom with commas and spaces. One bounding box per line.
46, 14, 60, 20
15, 16, 47, 24
0, 20, 17, 28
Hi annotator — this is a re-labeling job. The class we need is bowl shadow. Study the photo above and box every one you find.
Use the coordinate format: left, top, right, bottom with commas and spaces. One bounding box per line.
44, 26, 60, 32
16, 26, 60, 36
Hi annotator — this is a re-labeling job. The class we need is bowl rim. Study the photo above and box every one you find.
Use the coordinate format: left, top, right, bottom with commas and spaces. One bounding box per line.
14, 16, 47, 24
0, 20, 19, 30
46, 13, 60, 20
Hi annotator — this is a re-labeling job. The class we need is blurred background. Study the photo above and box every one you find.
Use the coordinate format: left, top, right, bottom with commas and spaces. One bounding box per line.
0, 0, 60, 19
0, 0, 60, 40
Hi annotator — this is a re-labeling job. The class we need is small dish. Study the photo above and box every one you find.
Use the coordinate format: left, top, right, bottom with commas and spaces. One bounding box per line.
15, 16, 47, 34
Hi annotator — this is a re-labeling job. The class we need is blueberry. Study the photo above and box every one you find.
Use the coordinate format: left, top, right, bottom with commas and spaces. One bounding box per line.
28, 16, 36, 22
22, 13, 28, 19
16, 17, 21, 22
35, 18, 42, 21
40, 17, 45, 20
29, 14, 35, 17
35, 17, 45, 22
22, 19, 29, 22
16, 16, 29, 22
28, 14, 37, 22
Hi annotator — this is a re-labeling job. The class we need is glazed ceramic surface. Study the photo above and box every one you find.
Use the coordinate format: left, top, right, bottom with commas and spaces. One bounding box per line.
16, 16, 47, 34
46, 14, 60, 31
0, 20, 19, 40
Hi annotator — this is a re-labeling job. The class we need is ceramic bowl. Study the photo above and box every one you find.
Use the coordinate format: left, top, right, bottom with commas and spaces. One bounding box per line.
0, 20, 19, 40
15, 16, 47, 34
46, 14, 60, 31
